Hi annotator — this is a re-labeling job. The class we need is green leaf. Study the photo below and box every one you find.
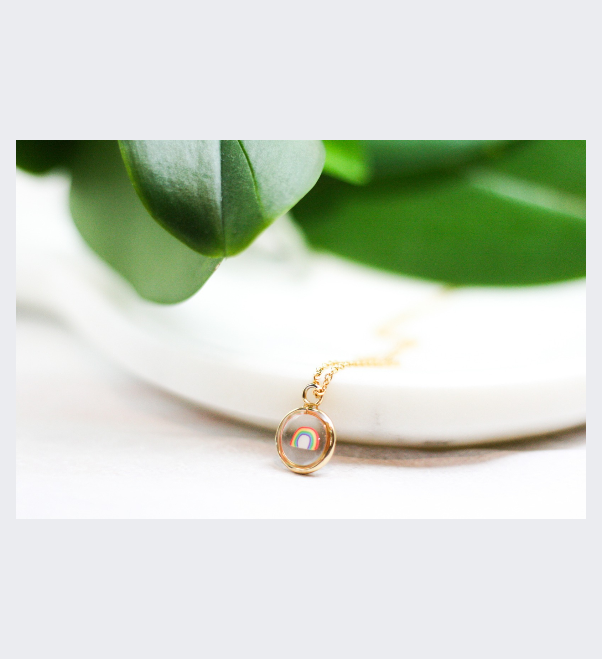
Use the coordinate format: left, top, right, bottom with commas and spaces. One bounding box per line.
119, 140, 325, 257
69, 140, 222, 304
362, 140, 512, 179
321, 140, 512, 184
16, 140, 76, 174
292, 140, 585, 286
323, 140, 371, 184
484, 139, 585, 197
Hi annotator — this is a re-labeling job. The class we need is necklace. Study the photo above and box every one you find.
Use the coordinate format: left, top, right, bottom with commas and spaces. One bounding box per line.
275, 340, 414, 474
274, 287, 454, 474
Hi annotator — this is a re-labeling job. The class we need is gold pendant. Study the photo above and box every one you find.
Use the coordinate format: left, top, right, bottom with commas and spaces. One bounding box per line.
275, 343, 411, 474
275, 384, 336, 474
274, 334, 415, 473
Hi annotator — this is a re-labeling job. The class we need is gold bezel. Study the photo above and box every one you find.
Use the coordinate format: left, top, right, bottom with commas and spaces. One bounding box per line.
275, 407, 336, 474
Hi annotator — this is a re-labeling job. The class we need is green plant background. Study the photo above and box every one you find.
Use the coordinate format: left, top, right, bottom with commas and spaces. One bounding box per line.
302, 140, 585, 285
16, 139, 585, 302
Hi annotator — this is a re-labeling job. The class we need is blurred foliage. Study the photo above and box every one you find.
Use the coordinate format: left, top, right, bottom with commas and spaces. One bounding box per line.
323, 141, 371, 184
363, 140, 511, 179
70, 141, 223, 304
16, 140, 75, 174
17, 139, 586, 301
293, 140, 585, 286
323, 140, 511, 184
484, 139, 585, 197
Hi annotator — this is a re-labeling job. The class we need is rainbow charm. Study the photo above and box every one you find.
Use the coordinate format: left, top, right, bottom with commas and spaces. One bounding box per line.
290, 426, 321, 451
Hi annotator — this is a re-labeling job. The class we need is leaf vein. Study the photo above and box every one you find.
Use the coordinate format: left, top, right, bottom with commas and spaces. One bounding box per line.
238, 140, 266, 218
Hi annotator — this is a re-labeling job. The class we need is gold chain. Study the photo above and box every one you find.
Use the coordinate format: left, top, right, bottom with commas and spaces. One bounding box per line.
302, 287, 455, 408
303, 339, 415, 407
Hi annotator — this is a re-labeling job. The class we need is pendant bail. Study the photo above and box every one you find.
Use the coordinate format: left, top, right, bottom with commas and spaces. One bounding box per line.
302, 383, 323, 408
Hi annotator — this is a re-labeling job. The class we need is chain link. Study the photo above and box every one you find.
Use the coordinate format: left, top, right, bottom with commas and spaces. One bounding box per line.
302, 288, 454, 407
309, 339, 415, 403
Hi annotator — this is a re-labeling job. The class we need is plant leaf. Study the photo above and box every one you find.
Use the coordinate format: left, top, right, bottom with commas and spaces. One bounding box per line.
292, 140, 585, 286
362, 140, 512, 179
69, 140, 222, 304
119, 140, 325, 257
482, 139, 585, 197
321, 140, 512, 184
323, 140, 371, 184
16, 140, 76, 174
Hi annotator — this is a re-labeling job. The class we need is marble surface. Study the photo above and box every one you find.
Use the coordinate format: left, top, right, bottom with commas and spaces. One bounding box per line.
16, 310, 586, 519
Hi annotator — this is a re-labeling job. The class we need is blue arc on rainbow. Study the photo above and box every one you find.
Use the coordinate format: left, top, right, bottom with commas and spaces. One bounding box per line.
289, 427, 320, 451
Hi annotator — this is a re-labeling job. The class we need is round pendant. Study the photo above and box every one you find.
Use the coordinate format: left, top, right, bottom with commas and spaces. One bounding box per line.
275, 407, 336, 474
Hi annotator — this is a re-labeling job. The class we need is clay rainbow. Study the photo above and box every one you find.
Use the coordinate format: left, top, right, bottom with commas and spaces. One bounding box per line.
290, 427, 321, 451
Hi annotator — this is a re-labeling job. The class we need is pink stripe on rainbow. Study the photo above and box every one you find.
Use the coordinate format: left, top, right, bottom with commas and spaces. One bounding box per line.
290, 426, 320, 451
